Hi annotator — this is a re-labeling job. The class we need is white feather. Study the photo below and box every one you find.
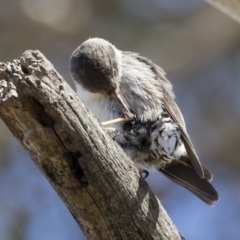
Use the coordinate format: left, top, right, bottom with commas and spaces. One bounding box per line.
76, 83, 113, 122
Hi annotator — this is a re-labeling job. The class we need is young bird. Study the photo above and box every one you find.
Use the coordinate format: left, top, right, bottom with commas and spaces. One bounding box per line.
70, 38, 219, 205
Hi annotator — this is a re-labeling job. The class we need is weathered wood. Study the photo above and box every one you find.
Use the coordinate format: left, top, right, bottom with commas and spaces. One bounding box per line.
0, 51, 182, 240
206, 0, 240, 24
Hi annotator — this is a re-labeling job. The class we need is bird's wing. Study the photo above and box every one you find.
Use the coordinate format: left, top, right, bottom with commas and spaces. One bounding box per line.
161, 87, 204, 178
135, 54, 204, 179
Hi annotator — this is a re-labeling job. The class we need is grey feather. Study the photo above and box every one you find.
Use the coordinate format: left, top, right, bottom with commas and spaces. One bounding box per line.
70, 38, 219, 205
160, 162, 218, 206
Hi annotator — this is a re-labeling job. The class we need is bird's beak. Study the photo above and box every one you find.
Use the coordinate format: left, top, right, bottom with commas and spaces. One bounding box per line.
111, 89, 131, 113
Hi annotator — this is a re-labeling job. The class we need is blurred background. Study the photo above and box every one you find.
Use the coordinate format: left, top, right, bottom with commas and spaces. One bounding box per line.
0, 0, 240, 239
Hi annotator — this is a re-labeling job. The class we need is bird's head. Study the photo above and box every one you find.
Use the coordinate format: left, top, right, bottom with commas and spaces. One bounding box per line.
70, 38, 130, 112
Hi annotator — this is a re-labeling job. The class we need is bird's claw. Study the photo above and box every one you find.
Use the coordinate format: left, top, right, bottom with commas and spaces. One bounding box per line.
103, 127, 120, 140
139, 169, 149, 179
112, 130, 120, 140
104, 127, 117, 134
122, 110, 135, 122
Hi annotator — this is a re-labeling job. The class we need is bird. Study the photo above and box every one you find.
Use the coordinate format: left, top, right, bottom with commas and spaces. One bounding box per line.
69, 37, 219, 205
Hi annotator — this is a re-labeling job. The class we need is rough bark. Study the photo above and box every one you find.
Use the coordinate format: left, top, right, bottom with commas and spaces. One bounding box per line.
0, 51, 182, 240
206, 0, 240, 24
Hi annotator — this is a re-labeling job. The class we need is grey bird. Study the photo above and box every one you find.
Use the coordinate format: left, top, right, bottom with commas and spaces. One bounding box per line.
70, 38, 219, 205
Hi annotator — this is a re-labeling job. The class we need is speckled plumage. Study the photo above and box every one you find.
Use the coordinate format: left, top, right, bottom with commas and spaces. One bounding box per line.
70, 38, 219, 205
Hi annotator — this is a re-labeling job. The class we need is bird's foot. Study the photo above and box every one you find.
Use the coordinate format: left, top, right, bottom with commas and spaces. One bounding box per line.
139, 169, 149, 179
102, 116, 133, 127
122, 110, 135, 121
103, 127, 120, 140
102, 111, 135, 127
104, 127, 117, 134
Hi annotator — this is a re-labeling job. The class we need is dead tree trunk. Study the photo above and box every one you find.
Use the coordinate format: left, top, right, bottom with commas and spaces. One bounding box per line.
0, 51, 182, 240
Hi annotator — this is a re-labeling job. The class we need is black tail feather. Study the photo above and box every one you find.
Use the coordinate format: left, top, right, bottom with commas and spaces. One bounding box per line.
160, 162, 219, 205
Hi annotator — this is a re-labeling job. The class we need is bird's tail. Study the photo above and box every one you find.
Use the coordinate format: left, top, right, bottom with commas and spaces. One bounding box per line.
160, 161, 219, 206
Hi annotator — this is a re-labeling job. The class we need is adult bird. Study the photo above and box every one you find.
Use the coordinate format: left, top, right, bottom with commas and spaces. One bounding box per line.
70, 38, 219, 205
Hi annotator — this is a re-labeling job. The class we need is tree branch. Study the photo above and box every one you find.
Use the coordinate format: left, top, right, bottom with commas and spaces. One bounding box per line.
205, 0, 240, 24
0, 51, 182, 240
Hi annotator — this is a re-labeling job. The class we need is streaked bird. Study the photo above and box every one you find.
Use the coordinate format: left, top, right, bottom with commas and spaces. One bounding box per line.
70, 38, 219, 205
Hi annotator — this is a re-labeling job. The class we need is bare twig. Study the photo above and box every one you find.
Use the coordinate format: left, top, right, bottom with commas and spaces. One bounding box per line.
206, 0, 240, 24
